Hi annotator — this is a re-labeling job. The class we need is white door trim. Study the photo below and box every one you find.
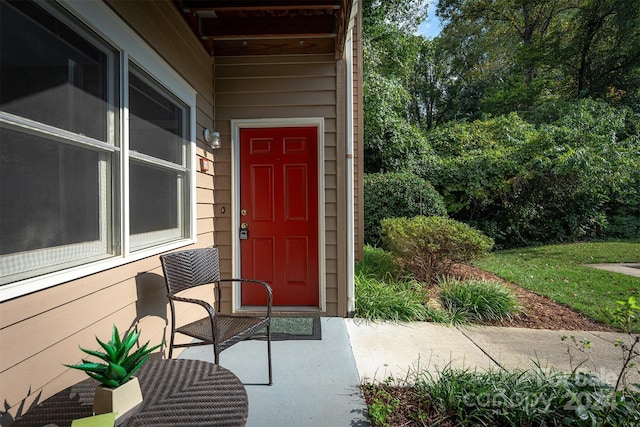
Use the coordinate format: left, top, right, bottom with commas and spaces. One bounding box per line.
230, 118, 326, 313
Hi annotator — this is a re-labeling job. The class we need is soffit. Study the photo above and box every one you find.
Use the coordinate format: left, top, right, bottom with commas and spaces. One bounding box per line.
173, 0, 353, 58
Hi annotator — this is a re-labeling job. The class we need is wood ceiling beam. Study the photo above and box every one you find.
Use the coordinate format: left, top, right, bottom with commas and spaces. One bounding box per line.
334, 0, 352, 58
213, 37, 334, 56
181, 0, 341, 11
200, 15, 336, 39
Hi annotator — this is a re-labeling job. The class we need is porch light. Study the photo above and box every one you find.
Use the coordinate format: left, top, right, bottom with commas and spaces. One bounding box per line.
203, 129, 221, 149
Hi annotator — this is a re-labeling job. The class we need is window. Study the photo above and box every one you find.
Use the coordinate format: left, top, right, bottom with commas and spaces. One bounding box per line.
128, 65, 190, 250
0, 0, 195, 293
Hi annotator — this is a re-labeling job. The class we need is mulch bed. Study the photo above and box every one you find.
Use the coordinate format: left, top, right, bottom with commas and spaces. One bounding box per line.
448, 263, 614, 331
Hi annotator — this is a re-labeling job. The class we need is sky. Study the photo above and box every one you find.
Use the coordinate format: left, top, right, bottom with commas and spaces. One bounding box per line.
417, 2, 443, 38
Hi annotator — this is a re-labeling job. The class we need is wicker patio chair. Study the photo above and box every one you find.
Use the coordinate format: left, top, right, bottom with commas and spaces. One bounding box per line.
160, 247, 273, 385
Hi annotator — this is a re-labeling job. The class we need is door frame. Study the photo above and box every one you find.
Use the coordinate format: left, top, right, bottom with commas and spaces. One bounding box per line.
230, 118, 326, 313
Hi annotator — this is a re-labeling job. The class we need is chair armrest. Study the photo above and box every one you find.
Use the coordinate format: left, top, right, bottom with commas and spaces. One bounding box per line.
219, 279, 273, 317
169, 295, 217, 320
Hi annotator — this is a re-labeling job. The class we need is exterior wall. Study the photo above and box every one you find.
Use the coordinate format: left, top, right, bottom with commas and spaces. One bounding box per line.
353, 8, 365, 262
213, 54, 344, 316
0, 0, 214, 419
1, 0, 361, 419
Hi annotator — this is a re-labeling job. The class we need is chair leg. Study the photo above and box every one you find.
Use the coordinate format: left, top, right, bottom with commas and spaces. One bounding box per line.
168, 333, 175, 359
267, 323, 273, 386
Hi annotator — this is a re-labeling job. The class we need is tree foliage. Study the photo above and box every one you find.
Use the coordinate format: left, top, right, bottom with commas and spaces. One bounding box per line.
421, 101, 640, 247
432, 0, 640, 118
364, 172, 447, 246
362, 0, 640, 249
362, 0, 432, 172
382, 216, 494, 282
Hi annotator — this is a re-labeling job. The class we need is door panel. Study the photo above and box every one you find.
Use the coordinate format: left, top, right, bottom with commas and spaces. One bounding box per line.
240, 127, 319, 306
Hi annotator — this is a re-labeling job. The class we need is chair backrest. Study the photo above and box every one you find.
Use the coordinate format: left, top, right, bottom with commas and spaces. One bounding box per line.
160, 247, 221, 295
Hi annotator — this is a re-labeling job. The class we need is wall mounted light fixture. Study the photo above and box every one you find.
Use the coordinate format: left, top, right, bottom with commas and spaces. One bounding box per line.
203, 129, 221, 149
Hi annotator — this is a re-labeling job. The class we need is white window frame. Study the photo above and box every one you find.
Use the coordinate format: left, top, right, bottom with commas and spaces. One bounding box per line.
0, 0, 197, 302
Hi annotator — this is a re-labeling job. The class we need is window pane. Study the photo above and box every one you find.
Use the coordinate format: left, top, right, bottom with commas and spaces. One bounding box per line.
0, 1, 113, 141
129, 161, 181, 236
129, 68, 185, 164
0, 128, 103, 255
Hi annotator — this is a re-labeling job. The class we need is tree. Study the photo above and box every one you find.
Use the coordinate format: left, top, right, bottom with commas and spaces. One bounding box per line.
410, 38, 450, 130
555, 0, 640, 103
362, 0, 428, 33
362, 0, 431, 172
435, 0, 579, 116
435, 0, 640, 116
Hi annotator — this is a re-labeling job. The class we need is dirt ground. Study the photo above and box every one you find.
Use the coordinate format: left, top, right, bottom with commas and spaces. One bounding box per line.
449, 263, 613, 331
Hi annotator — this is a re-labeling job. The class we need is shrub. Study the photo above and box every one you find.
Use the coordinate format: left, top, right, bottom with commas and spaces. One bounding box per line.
355, 245, 403, 282
354, 273, 429, 322
407, 367, 640, 426
419, 104, 640, 248
439, 278, 521, 323
381, 216, 494, 283
364, 173, 447, 246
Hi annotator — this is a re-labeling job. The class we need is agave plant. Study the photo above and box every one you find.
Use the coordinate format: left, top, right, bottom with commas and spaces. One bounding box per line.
65, 325, 162, 388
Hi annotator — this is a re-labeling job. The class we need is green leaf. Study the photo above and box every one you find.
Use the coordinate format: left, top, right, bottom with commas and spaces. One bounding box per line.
63, 362, 107, 374
78, 346, 110, 363
87, 372, 121, 388
112, 324, 121, 348
575, 405, 590, 421
96, 336, 117, 361
117, 329, 141, 364
65, 324, 162, 388
106, 362, 128, 382
127, 354, 150, 379
121, 341, 163, 371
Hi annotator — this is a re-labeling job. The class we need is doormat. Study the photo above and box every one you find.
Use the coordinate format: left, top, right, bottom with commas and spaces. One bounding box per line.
252, 317, 321, 341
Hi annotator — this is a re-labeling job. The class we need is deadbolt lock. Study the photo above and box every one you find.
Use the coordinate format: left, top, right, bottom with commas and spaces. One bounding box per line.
241, 209, 247, 216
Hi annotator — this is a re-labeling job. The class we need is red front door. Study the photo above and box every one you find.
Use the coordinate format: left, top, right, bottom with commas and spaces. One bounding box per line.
240, 127, 319, 306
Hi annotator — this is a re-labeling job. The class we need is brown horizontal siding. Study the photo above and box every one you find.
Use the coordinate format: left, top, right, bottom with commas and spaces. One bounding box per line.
106, 0, 212, 103
218, 76, 337, 93
353, 8, 365, 261
216, 64, 336, 79
216, 91, 337, 107
216, 105, 337, 120
1, 0, 216, 417
214, 54, 340, 315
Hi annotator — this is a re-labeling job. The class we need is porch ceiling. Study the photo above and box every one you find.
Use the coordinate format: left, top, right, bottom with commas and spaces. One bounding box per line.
173, 0, 353, 58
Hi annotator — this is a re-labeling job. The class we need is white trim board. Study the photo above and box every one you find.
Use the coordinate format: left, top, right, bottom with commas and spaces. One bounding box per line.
230, 118, 326, 313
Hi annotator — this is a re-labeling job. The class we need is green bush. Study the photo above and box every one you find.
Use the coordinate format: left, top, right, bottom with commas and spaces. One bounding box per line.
381, 216, 494, 283
364, 173, 447, 246
420, 103, 640, 248
439, 278, 521, 323
354, 273, 430, 322
406, 367, 640, 426
355, 245, 403, 282
355, 246, 453, 323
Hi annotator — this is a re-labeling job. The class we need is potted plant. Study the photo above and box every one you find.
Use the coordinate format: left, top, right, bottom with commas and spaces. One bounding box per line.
65, 325, 162, 420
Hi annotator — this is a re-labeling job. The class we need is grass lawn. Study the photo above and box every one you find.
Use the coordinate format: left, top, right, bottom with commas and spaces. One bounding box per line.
474, 239, 640, 331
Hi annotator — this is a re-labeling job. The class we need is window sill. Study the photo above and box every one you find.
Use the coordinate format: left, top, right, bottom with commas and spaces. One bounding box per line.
0, 238, 196, 302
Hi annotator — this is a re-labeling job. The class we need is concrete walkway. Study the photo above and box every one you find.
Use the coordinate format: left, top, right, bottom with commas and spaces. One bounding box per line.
346, 320, 640, 387
179, 318, 639, 426
585, 263, 640, 277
